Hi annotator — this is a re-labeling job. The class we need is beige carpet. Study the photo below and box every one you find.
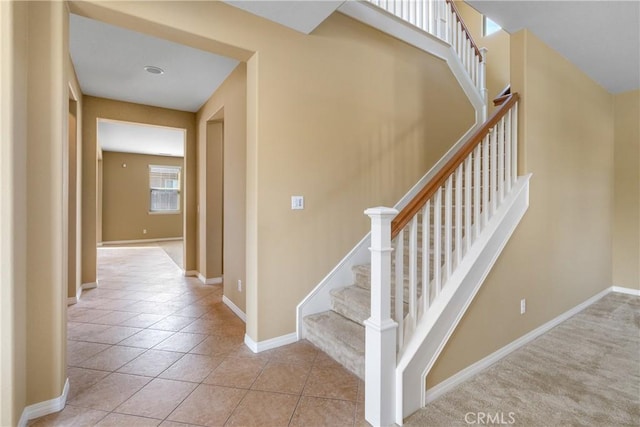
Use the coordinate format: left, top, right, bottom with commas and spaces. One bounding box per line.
156, 239, 183, 269
405, 292, 640, 426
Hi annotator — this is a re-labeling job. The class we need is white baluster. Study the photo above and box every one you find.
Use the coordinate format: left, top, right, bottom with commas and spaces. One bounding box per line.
482, 135, 489, 227
512, 102, 518, 182
422, 201, 430, 313
444, 175, 453, 280
364, 207, 398, 427
409, 216, 418, 330
395, 229, 404, 349
454, 165, 463, 266
490, 126, 497, 216
474, 144, 481, 239
464, 155, 472, 253
479, 48, 488, 121
505, 108, 512, 192
428, 0, 435, 35
433, 189, 442, 295
498, 117, 505, 204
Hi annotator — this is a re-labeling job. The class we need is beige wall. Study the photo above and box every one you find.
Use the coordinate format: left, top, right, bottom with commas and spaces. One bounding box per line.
197, 64, 247, 310
83, 96, 197, 275
457, 1, 510, 114
72, 1, 475, 341
26, 0, 69, 406
102, 151, 184, 242
613, 90, 640, 289
429, 29, 615, 386
1, 1, 28, 423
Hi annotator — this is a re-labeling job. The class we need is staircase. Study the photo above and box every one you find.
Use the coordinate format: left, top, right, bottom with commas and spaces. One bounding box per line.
296, 2, 532, 426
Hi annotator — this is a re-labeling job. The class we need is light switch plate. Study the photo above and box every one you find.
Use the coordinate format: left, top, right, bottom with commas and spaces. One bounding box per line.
291, 196, 304, 210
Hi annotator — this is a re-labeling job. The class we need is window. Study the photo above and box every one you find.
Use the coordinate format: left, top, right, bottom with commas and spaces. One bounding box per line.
149, 165, 181, 213
483, 16, 501, 37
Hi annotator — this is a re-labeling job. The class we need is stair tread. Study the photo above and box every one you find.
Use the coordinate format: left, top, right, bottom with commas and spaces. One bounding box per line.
304, 311, 365, 379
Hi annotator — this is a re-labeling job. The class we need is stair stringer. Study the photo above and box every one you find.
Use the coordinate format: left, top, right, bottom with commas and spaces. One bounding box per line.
296, 121, 482, 340
395, 174, 531, 425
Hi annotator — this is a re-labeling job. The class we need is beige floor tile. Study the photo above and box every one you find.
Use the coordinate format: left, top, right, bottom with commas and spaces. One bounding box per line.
28, 403, 108, 426
225, 390, 299, 427
67, 367, 110, 401
203, 357, 266, 388
92, 298, 137, 311
67, 323, 111, 341
118, 313, 167, 328
90, 310, 139, 325
67, 340, 111, 366
116, 378, 197, 419
171, 304, 210, 318
95, 412, 161, 426
68, 372, 151, 411
84, 325, 143, 345
77, 345, 145, 372
268, 341, 319, 367
68, 308, 112, 323
159, 353, 225, 383
167, 384, 246, 426
119, 329, 175, 348
159, 421, 202, 427
251, 362, 311, 394
153, 332, 207, 352
303, 365, 359, 401
189, 335, 243, 357
148, 315, 196, 332
289, 396, 356, 427
117, 349, 183, 377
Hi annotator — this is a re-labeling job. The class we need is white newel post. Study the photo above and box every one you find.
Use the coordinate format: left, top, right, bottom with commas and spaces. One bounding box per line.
479, 47, 489, 122
364, 207, 399, 427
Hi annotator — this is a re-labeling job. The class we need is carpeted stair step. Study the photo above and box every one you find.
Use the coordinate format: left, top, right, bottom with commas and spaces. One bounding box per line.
304, 311, 365, 379
330, 284, 407, 326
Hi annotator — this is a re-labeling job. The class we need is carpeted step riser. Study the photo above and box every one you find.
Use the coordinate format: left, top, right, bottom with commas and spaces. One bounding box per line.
330, 285, 407, 326
304, 312, 365, 379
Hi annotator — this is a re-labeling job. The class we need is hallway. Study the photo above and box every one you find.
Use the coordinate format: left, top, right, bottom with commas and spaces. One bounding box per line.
31, 246, 366, 426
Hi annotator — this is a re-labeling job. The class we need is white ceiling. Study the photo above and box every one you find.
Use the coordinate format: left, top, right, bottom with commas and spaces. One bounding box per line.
98, 120, 185, 158
224, 0, 345, 34
467, 0, 640, 94
69, 13, 240, 113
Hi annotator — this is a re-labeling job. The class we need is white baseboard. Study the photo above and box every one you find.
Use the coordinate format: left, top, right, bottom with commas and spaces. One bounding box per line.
425, 286, 612, 403
18, 377, 69, 427
612, 286, 640, 296
184, 270, 198, 277
244, 332, 298, 354
101, 237, 182, 246
223, 295, 246, 323
67, 284, 85, 305
81, 281, 97, 290
197, 274, 222, 285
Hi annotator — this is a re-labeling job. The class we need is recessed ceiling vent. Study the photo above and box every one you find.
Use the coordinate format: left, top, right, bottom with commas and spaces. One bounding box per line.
144, 65, 164, 75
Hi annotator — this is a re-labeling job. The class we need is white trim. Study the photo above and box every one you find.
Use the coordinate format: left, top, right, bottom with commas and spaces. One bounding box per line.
223, 295, 246, 322
184, 270, 198, 277
101, 237, 182, 246
244, 332, 298, 353
424, 286, 613, 404
67, 296, 77, 305
197, 273, 222, 285
611, 286, 640, 296
18, 378, 69, 427
81, 281, 97, 290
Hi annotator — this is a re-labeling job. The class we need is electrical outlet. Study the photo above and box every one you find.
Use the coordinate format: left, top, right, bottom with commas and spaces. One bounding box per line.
143, 229, 147, 234
237, 279, 242, 292
520, 298, 526, 314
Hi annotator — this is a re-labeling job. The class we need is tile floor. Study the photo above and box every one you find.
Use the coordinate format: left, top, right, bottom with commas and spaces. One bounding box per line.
31, 245, 368, 427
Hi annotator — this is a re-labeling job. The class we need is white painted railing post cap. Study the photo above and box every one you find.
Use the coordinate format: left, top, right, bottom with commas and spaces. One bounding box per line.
364, 207, 399, 217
